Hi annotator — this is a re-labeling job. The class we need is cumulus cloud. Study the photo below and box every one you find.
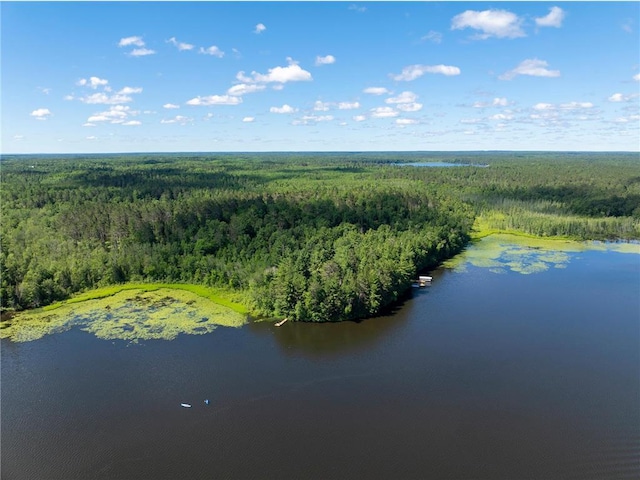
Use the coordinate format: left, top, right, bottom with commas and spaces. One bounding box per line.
473, 97, 509, 108
370, 106, 398, 118
199, 45, 224, 57
489, 113, 513, 121
391, 64, 460, 81
634, 73, 640, 82
161, 115, 192, 125
499, 59, 560, 80
293, 114, 335, 125
122, 120, 142, 126
129, 48, 156, 57
186, 95, 242, 106
314, 101, 331, 111
167, 37, 194, 51
338, 101, 360, 110
242, 117, 255, 122
608, 92, 639, 102
77, 76, 109, 89
236, 59, 312, 84
353, 115, 367, 122
535, 6, 565, 28
119, 36, 155, 56
87, 105, 136, 124
396, 118, 418, 125
560, 102, 593, 110
80, 91, 137, 104
270, 104, 297, 114
254, 23, 266, 34
227, 84, 266, 96
397, 102, 423, 112
386, 91, 418, 104
118, 86, 143, 95
363, 87, 390, 95
31, 108, 52, 120
315, 54, 336, 66
119, 36, 145, 47
163, 103, 180, 109
451, 9, 525, 39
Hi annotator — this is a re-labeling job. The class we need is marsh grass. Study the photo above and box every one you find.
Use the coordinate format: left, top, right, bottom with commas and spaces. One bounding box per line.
1, 286, 248, 343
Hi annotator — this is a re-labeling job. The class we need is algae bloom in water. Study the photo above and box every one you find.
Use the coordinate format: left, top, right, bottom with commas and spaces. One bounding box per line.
0, 288, 247, 343
444, 234, 640, 274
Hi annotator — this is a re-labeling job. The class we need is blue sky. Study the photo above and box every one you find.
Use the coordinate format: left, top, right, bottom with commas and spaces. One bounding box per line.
2, 1, 639, 153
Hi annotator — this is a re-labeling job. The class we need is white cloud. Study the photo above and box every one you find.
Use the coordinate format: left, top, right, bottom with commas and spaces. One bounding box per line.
237, 60, 312, 84
560, 102, 593, 110
489, 113, 513, 120
64, 95, 75, 101
38, 87, 51, 95
391, 64, 460, 81
31, 108, 52, 120
118, 36, 145, 47
167, 37, 194, 51
493, 97, 508, 106
386, 91, 417, 104
242, 117, 255, 122
535, 7, 565, 28
80, 92, 134, 104
86, 136, 97, 140
315, 54, 336, 66
499, 59, 560, 80
186, 95, 243, 106
634, 73, 640, 82
77, 76, 109, 89
163, 103, 180, 109
129, 48, 156, 57
396, 118, 418, 125
118, 86, 143, 95
314, 100, 331, 111
294, 114, 334, 125
353, 115, 367, 122
254, 23, 266, 34
87, 105, 134, 123
199, 45, 224, 57
397, 102, 423, 112
421, 31, 442, 44
270, 104, 297, 114
348, 4, 366, 13
533, 103, 555, 111
370, 106, 398, 118
451, 9, 525, 39
227, 84, 266, 96
122, 120, 142, 126
82, 123, 96, 127
608, 92, 639, 103
338, 101, 360, 110
161, 115, 192, 125
363, 87, 390, 95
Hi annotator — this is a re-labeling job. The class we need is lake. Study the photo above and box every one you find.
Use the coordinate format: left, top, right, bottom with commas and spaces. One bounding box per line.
2, 236, 639, 479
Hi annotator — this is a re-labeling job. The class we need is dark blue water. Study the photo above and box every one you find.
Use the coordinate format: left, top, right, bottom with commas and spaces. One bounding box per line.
2, 246, 639, 479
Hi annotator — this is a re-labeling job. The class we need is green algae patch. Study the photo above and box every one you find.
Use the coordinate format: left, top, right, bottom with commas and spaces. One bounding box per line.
445, 234, 639, 275
0, 288, 247, 343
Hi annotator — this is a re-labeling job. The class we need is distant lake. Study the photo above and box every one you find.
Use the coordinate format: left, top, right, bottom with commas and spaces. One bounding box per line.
2, 236, 639, 480
398, 161, 489, 167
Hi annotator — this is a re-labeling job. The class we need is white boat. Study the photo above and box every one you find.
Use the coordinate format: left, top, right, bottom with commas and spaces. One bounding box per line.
180, 403, 192, 408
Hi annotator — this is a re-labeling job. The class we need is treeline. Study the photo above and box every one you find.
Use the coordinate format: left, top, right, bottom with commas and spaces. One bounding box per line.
1, 152, 638, 319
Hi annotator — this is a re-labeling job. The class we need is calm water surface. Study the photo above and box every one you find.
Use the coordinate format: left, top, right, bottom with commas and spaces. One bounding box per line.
2, 243, 639, 479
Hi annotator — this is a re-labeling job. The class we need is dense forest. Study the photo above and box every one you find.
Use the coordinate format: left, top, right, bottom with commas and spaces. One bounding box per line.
1, 152, 638, 321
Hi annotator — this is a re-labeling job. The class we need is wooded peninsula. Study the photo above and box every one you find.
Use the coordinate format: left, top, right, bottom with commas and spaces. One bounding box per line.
1, 152, 638, 321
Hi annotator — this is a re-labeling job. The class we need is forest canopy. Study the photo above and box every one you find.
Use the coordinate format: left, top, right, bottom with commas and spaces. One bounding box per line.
1, 152, 638, 321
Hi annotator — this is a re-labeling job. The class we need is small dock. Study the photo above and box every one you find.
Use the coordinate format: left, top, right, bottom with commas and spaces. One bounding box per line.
413, 275, 433, 287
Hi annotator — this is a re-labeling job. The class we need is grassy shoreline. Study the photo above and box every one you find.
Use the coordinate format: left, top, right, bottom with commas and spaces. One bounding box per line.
40, 283, 250, 315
